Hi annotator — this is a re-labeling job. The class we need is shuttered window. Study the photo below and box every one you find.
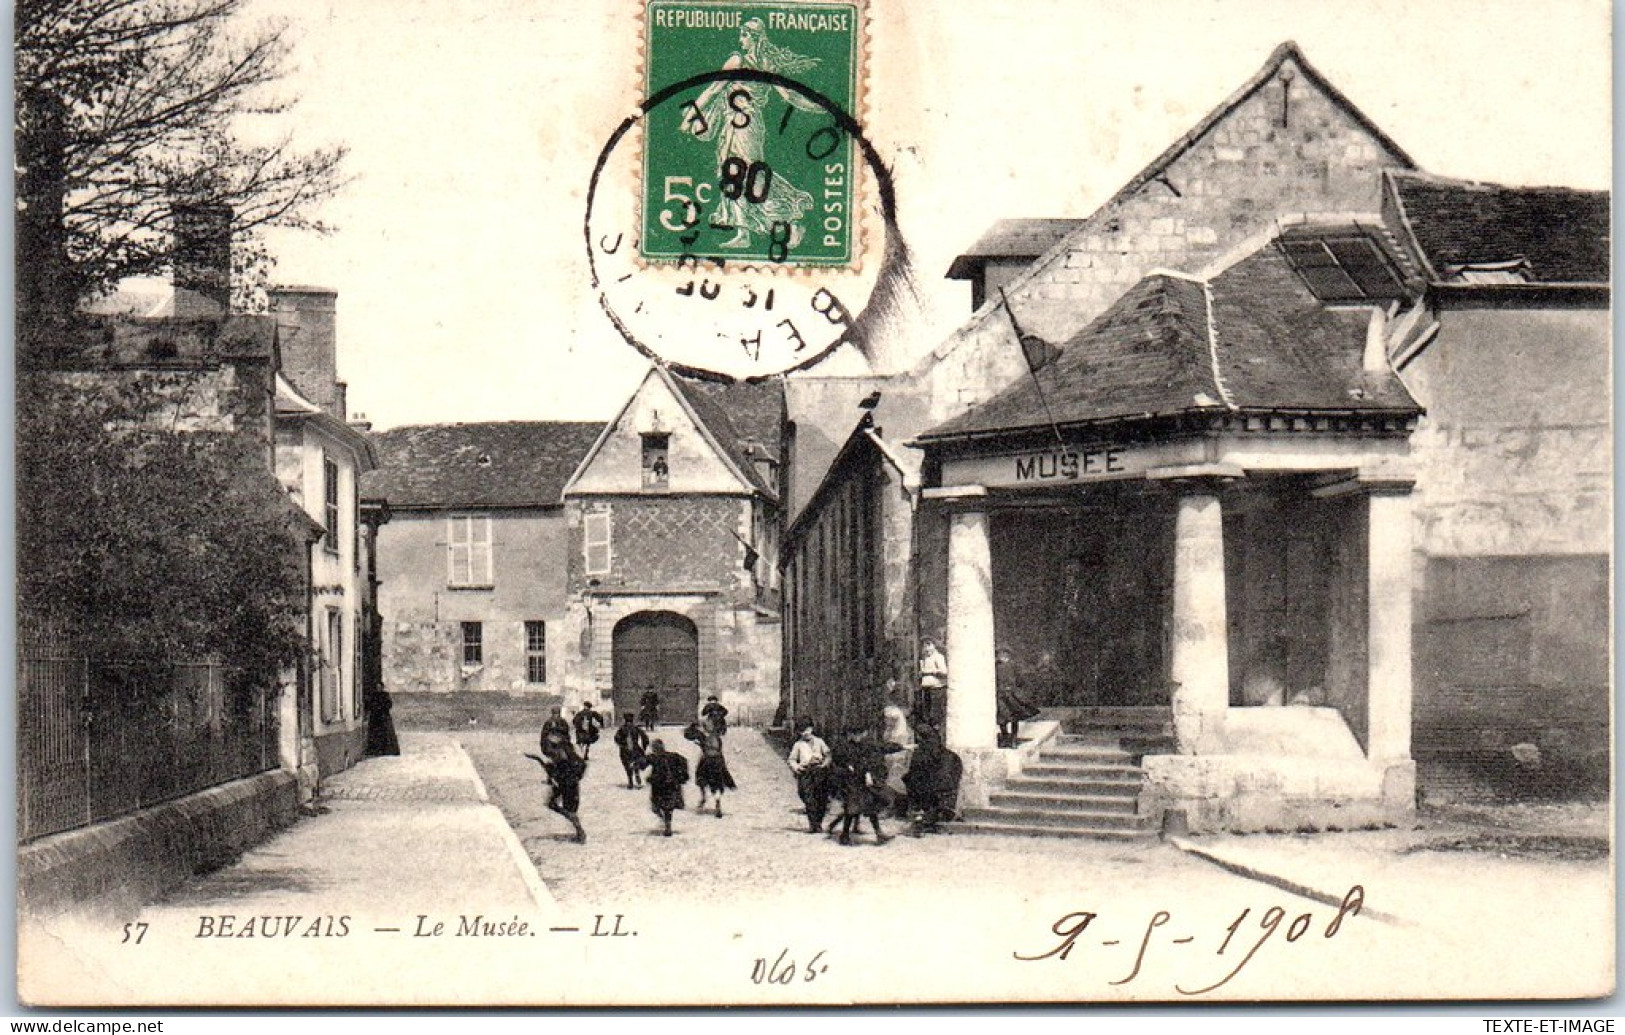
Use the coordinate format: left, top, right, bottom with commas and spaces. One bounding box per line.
446, 515, 493, 587
584, 511, 612, 575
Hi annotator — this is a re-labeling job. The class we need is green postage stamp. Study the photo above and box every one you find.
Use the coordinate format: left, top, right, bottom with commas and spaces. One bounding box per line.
642, 1, 863, 268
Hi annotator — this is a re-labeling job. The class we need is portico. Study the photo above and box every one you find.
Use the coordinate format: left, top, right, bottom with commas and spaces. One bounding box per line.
913, 257, 1425, 831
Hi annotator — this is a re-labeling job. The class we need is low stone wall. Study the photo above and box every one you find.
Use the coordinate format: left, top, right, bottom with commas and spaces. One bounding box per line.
19, 770, 298, 923
1141, 755, 1414, 833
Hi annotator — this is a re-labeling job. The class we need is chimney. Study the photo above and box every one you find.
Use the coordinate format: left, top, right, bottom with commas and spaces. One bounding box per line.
269, 286, 342, 416
171, 202, 232, 317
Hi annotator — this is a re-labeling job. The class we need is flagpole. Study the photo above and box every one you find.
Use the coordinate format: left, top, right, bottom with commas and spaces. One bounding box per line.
999, 287, 1068, 451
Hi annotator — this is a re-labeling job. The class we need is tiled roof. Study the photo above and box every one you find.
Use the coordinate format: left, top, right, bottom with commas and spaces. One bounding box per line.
1210, 245, 1416, 411
919, 241, 1418, 443
360, 421, 604, 508
921, 273, 1221, 440
946, 219, 1086, 279
669, 373, 785, 497
1389, 172, 1610, 284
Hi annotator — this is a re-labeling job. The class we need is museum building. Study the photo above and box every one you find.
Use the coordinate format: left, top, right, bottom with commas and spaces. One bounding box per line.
780, 42, 1610, 834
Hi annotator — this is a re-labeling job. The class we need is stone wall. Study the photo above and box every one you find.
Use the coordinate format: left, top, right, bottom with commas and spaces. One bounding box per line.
1141, 754, 1413, 833
1400, 304, 1611, 792
19, 771, 298, 924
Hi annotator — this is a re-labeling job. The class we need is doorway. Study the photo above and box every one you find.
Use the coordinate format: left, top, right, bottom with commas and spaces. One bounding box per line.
611, 611, 700, 724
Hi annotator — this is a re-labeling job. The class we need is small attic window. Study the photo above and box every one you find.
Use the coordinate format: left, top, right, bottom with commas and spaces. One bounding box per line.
1279, 233, 1405, 303
475, 453, 492, 467
642, 432, 670, 490
1442, 258, 1531, 285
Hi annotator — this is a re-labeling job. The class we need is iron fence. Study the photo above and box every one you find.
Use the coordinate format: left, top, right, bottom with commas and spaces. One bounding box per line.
18, 655, 280, 843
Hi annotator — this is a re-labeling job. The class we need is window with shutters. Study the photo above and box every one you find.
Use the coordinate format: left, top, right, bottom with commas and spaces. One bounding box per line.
321, 609, 343, 722
584, 511, 612, 576
446, 515, 493, 587
322, 455, 341, 555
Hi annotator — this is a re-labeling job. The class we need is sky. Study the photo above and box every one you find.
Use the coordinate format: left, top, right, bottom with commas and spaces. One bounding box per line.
247, 0, 1612, 431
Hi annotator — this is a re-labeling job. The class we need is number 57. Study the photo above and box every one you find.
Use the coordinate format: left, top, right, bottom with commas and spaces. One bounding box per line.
660, 176, 714, 232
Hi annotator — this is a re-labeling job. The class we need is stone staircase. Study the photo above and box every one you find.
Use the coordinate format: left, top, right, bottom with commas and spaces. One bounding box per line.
959, 707, 1174, 841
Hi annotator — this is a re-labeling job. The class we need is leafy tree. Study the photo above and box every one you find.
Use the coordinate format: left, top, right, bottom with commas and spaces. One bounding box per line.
17, 372, 310, 701
16, 0, 348, 310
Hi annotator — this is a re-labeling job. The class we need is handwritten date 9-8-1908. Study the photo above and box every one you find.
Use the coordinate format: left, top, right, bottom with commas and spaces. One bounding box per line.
1014, 885, 1365, 995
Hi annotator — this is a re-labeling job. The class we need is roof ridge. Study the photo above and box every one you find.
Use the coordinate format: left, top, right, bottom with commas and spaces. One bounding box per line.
1200, 280, 1238, 410
376, 418, 605, 433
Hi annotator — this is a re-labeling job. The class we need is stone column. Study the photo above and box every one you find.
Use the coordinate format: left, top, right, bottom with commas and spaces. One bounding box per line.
1167, 483, 1231, 754
930, 487, 997, 751
1365, 485, 1414, 762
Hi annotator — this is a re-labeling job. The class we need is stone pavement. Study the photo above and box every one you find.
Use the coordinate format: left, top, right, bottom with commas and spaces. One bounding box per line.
19, 732, 559, 1007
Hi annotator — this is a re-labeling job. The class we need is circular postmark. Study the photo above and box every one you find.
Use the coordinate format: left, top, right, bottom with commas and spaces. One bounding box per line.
584, 66, 909, 380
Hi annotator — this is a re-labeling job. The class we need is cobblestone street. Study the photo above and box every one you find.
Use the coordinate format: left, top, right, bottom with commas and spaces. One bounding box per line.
457, 725, 1205, 908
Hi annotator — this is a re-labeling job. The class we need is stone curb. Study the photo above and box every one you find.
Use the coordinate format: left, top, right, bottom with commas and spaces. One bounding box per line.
460, 738, 560, 915
1168, 836, 1407, 926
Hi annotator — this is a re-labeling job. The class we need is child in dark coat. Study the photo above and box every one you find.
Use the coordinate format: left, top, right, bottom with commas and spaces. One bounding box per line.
614, 712, 650, 788
829, 726, 892, 846
525, 727, 587, 844
685, 717, 736, 817
645, 739, 690, 837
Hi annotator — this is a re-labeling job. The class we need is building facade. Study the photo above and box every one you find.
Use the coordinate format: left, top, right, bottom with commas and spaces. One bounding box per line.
562, 366, 784, 725
361, 421, 604, 699
1379, 171, 1611, 796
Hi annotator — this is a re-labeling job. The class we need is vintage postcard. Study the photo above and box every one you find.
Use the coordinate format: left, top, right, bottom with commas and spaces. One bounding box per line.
13, 0, 1613, 1010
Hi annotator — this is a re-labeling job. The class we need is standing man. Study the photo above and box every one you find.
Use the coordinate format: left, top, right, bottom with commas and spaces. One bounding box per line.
638, 689, 661, 731
787, 721, 832, 834
645, 738, 690, 837
615, 711, 650, 789
572, 700, 605, 760
918, 639, 948, 729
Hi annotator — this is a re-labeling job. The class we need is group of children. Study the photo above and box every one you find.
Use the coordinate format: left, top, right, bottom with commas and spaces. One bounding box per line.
525, 695, 736, 840
787, 717, 963, 845
526, 695, 963, 846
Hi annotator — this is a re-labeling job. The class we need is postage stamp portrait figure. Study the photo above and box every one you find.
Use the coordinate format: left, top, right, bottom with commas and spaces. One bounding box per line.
643, 1, 862, 267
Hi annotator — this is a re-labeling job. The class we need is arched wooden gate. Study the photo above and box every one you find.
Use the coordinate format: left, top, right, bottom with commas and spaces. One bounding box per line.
611, 611, 699, 725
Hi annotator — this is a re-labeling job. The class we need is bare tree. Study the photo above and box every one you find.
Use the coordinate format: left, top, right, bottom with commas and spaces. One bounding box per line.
16, 0, 348, 313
